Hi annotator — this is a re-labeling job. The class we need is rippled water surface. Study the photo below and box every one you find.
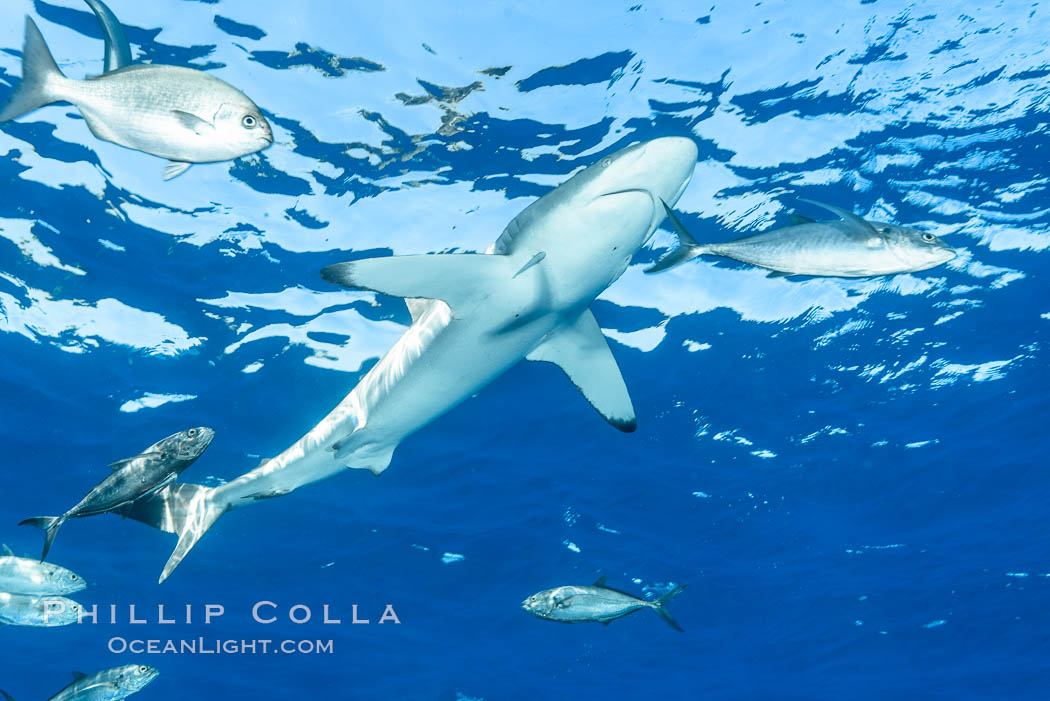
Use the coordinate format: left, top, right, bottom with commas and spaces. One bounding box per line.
1, 0, 1048, 698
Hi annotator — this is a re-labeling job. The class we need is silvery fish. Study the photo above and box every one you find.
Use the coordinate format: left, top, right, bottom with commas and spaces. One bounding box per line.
20, 427, 214, 561
522, 576, 685, 631
0, 14, 273, 180
646, 199, 956, 277
1, 666, 158, 701
0, 545, 85, 595
0, 592, 82, 627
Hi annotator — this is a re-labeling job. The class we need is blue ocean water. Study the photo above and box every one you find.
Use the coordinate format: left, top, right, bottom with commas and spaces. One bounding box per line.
0, 0, 1048, 698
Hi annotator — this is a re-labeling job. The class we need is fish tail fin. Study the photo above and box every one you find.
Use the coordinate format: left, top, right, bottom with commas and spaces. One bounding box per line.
650, 583, 686, 632
644, 200, 706, 274
0, 17, 68, 122
17, 516, 63, 561
124, 483, 227, 583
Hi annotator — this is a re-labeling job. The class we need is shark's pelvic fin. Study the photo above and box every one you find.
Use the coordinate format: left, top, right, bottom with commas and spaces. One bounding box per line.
527, 309, 636, 432
321, 254, 512, 315
332, 440, 395, 475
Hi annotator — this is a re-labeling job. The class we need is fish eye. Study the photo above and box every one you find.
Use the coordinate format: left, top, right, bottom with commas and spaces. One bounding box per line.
69, 574, 78, 580
139, 666, 149, 673
922, 233, 936, 242
242, 115, 257, 129
188, 429, 197, 437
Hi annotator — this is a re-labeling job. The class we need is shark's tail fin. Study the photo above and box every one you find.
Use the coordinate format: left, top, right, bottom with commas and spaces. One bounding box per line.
125, 483, 227, 583
644, 200, 706, 274
17, 516, 64, 561
650, 584, 686, 632
0, 18, 68, 122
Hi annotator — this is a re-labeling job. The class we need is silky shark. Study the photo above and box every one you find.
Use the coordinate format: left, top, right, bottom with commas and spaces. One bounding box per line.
127, 137, 699, 582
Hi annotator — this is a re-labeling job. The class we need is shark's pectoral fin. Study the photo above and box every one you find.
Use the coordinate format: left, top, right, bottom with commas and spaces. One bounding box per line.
527, 309, 636, 432
84, 0, 133, 72
321, 254, 512, 316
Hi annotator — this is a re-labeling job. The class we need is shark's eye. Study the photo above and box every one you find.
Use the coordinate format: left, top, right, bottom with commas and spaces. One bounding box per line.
922, 233, 936, 242
600, 158, 612, 168
242, 115, 257, 129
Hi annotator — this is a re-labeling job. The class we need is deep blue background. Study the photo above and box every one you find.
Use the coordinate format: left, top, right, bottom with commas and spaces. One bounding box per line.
1, 1, 1048, 699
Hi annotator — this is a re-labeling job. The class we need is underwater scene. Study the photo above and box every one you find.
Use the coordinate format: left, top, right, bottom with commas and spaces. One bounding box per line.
0, 0, 1048, 698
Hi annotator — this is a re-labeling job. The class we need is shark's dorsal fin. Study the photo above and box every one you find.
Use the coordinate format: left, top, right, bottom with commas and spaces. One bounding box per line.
593, 575, 608, 587
1, 544, 13, 557
321, 254, 513, 317
72, 671, 87, 681
526, 309, 636, 432
84, 0, 133, 72
798, 199, 877, 235
788, 213, 815, 225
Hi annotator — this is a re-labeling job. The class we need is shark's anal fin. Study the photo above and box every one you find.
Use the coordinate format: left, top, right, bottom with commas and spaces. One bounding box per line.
321, 254, 512, 316
527, 309, 636, 432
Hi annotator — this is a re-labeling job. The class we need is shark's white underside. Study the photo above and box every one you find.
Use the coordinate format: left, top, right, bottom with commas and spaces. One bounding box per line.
127, 137, 700, 582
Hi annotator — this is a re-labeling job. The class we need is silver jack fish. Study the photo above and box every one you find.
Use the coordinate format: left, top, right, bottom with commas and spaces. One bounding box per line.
1, 666, 158, 701
0, 10, 273, 180
0, 592, 82, 627
0, 545, 85, 595
20, 427, 214, 561
522, 576, 686, 631
646, 199, 956, 277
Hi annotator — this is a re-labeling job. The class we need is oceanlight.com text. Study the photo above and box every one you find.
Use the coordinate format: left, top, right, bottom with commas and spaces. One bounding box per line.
108, 637, 335, 655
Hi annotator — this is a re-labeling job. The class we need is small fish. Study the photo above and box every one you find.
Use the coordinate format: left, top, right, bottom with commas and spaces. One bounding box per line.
0, 544, 85, 595
0, 14, 273, 180
1, 666, 158, 701
0, 592, 82, 627
646, 199, 956, 277
522, 576, 685, 631
20, 427, 214, 561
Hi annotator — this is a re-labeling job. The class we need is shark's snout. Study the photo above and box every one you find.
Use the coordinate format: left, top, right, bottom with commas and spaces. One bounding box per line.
638, 137, 698, 205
